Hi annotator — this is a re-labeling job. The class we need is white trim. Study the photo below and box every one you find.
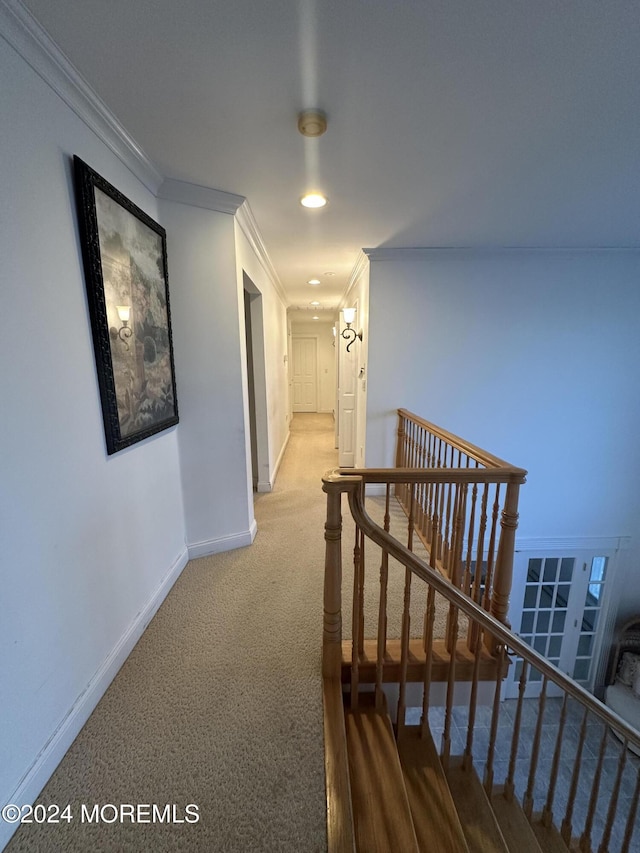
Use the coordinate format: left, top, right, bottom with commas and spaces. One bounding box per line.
515, 535, 630, 553
363, 247, 640, 262
270, 429, 291, 488
158, 177, 245, 215
235, 201, 288, 307
187, 521, 258, 559
344, 250, 369, 302
0, 545, 189, 851
0, 0, 162, 193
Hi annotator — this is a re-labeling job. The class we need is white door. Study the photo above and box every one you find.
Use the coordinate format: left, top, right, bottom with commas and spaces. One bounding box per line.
338, 316, 357, 467
292, 337, 317, 412
505, 550, 613, 698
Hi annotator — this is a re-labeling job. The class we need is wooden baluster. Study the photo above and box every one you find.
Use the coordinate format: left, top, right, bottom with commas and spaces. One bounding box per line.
561, 707, 588, 843
463, 483, 478, 596
621, 763, 640, 853
523, 674, 548, 819
491, 481, 521, 630
397, 565, 413, 737
542, 693, 569, 827
430, 481, 440, 570
418, 427, 427, 537
598, 740, 627, 853
447, 484, 467, 653
505, 659, 529, 801
463, 624, 483, 771
426, 432, 435, 544
469, 482, 488, 651
580, 723, 608, 852
395, 411, 406, 503
376, 556, 389, 711
441, 602, 458, 772
407, 481, 415, 552
482, 484, 501, 613
421, 585, 436, 740
437, 440, 446, 563
444, 486, 453, 573
375, 486, 391, 710
358, 525, 365, 656
351, 522, 362, 710
484, 643, 505, 795
322, 481, 343, 679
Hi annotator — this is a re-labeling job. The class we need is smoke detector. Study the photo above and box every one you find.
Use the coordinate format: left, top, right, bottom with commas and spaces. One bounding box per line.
298, 109, 327, 138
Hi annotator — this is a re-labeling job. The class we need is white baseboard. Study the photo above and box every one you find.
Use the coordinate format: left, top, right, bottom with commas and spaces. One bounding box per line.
187, 520, 257, 559
0, 545, 189, 852
271, 430, 290, 487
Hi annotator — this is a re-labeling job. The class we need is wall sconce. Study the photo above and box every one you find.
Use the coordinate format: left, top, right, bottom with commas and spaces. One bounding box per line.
342, 307, 363, 352
110, 305, 132, 349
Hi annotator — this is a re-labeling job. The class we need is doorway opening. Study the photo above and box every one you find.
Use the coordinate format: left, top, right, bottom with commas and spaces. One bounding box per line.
243, 273, 270, 491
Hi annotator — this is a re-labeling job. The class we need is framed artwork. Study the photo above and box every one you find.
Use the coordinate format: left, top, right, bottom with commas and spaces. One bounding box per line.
74, 156, 179, 455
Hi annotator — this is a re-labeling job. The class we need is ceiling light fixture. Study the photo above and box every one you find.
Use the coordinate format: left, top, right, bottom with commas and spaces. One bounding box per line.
300, 192, 327, 209
308, 278, 321, 285
310, 301, 320, 306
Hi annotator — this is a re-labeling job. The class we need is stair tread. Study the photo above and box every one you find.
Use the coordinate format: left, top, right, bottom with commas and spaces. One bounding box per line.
530, 812, 572, 853
491, 787, 543, 853
445, 757, 509, 853
342, 638, 502, 684
398, 726, 470, 853
344, 693, 419, 853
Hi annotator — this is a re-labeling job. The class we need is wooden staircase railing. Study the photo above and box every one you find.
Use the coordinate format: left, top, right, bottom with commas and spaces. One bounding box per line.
394, 408, 526, 642
322, 416, 640, 853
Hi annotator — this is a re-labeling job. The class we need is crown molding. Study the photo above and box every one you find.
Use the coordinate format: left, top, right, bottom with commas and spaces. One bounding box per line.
235, 200, 288, 307
158, 178, 245, 215
0, 0, 163, 193
364, 246, 640, 262
339, 250, 369, 308
515, 535, 631, 553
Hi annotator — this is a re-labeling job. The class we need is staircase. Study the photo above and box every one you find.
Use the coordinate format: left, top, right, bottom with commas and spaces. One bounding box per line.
334, 688, 569, 853
321, 411, 640, 853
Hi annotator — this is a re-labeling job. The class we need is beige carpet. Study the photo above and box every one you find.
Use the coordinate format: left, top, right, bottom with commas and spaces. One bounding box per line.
7, 413, 450, 853
7, 414, 336, 853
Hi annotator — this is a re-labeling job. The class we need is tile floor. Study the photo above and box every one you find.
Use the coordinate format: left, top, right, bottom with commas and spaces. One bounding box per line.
406, 696, 640, 852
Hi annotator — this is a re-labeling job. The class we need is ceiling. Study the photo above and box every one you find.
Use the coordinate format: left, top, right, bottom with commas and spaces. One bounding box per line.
21, 0, 640, 316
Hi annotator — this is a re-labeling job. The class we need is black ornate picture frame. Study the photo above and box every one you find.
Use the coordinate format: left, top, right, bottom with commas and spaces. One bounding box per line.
74, 156, 179, 454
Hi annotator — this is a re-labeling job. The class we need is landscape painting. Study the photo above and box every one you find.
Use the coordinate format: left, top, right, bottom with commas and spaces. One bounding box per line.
74, 156, 179, 454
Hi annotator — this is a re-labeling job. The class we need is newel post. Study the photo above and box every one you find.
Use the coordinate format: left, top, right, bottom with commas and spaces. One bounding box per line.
322, 477, 344, 679
490, 480, 521, 631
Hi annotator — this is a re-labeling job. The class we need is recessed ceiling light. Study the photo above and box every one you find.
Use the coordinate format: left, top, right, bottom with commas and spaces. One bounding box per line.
324, 271, 336, 277
312, 315, 320, 320
308, 278, 321, 285
300, 192, 327, 209
310, 301, 320, 306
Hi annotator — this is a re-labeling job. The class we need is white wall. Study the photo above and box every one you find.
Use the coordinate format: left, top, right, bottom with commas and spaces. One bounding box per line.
289, 320, 337, 415
235, 221, 290, 489
0, 34, 187, 846
365, 249, 640, 621
158, 199, 256, 554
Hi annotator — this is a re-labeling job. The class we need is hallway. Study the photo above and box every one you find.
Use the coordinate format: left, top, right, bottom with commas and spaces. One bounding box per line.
7, 414, 336, 853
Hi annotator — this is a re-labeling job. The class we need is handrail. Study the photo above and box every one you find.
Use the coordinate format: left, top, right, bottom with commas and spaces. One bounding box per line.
397, 408, 517, 470
347, 467, 527, 485
325, 468, 640, 751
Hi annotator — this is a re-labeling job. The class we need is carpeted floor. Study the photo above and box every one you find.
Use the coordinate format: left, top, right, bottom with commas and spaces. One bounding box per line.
7, 414, 336, 853
7, 413, 451, 853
